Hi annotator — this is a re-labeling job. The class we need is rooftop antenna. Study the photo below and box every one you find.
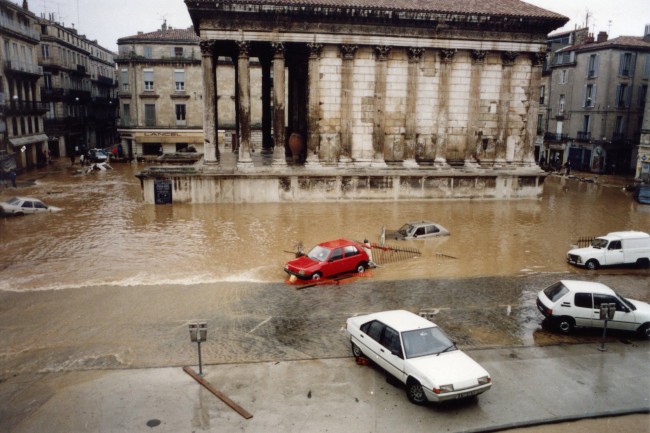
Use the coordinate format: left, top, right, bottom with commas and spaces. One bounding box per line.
608, 20, 612, 35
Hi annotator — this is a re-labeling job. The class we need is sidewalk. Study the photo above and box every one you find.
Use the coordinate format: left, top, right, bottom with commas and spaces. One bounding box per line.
3, 342, 648, 433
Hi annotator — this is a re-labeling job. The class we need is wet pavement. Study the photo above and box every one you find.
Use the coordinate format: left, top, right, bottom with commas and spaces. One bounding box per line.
1, 158, 649, 432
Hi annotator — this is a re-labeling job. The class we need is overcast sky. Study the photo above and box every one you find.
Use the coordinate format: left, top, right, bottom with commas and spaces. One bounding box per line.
26, 0, 650, 53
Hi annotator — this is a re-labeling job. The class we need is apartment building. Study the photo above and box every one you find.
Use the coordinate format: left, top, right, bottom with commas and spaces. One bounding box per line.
0, 0, 47, 172
38, 16, 118, 159
542, 27, 650, 174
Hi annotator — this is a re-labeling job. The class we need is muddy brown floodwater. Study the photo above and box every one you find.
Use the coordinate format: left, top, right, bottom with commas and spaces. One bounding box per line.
1, 159, 648, 292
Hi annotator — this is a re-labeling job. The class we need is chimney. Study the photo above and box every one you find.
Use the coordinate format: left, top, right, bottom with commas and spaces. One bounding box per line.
596, 31, 608, 43
22, 0, 28, 10
585, 33, 595, 44
645, 24, 650, 42
161, 20, 167, 32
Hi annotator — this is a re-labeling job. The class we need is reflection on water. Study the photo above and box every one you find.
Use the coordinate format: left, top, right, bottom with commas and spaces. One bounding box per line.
0, 161, 648, 291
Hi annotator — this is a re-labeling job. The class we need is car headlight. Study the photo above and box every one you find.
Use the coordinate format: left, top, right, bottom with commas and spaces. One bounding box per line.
478, 376, 491, 385
298, 270, 306, 275
433, 384, 454, 394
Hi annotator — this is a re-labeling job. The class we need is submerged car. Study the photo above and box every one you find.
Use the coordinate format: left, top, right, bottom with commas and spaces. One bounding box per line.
386, 221, 450, 240
284, 238, 370, 280
87, 148, 108, 162
0, 196, 62, 216
536, 280, 650, 338
634, 184, 650, 204
346, 310, 492, 404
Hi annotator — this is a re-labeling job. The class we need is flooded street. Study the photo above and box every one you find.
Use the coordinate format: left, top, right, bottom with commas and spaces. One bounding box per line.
0, 160, 648, 374
1, 160, 648, 292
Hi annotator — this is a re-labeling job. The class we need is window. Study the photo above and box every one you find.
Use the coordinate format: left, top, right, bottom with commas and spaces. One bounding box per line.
42, 44, 49, 58
43, 73, 52, 89
582, 115, 590, 134
174, 69, 185, 91
574, 293, 592, 308
330, 248, 343, 261
615, 116, 624, 136
559, 94, 565, 113
587, 54, 599, 78
344, 245, 360, 257
616, 84, 630, 107
593, 294, 625, 312
143, 69, 154, 91
584, 84, 596, 107
539, 85, 545, 104
174, 47, 183, 57
143, 46, 152, 59
559, 69, 568, 84
608, 240, 622, 250
120, 69, 129, 91
122, 103, 130, 125
46, 102, 55, 119
364, 321, 384, 342
619, 52, 635, 77
537, 114, 543, 134
175, 104, 186, 125
639, 85, 648, 109
144, 103, 156, 126
380, 327, 402, 358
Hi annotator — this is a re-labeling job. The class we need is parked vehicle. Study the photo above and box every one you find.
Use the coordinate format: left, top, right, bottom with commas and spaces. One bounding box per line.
284, 238, 370, 280
0, 196, 62, 216
346, 310, 491, 404
386, 221, 450, 240
536, 280, 650, 338
634, 184, 650, 204
87, 148, 108, 163
567, 231, 650, 270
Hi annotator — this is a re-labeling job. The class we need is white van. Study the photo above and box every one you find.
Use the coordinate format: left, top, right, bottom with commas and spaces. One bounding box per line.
567, 231, 650, 270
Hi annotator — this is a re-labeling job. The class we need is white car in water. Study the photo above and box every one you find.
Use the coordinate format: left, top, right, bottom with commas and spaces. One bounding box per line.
345, 310, 492, 404
0, 196, 62, 216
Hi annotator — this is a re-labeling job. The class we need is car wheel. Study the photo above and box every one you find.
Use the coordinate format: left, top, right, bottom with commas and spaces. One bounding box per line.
638, 323, 650, 339
636, 258, 650, 269
351, 342, 363, 358
311, 272, 322, 281
557, 317, 575, 334
406, 379, 427, 405
355, 262, 367, 274
585, 260, 599, 270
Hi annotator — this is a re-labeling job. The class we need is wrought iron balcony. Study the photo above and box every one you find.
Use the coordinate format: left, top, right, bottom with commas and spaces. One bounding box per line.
576, 131, 591, 142
544, 132, 568, 141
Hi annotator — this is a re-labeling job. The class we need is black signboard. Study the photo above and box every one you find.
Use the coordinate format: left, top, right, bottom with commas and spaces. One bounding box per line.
154, 179, 172, 204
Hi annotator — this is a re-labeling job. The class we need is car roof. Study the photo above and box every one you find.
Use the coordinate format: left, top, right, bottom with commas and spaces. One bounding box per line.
604, 231, 649, 239
360, 310, 437, 332
11, 196, 41, 202
560, 280, 615, 295
317, 239, 359, 248
406, 220, 438, 226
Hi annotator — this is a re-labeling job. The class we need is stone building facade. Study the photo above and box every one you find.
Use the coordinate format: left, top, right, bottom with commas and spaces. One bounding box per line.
186, 0, 567, 170
544, 28, 650, 174
38, 17, 118, 159
0, 0, 47, 172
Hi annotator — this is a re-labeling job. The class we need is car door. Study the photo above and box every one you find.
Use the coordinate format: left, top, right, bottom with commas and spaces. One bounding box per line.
343, 245, 361, 272
571, 292, 594, 328
325, 247, 344, 277
604, 240, 625, 265
360, 320, 387, 365
33, 201, 48, 213
21, 200, 35, 214
592, 294, 637, 331
377, 326, 406, 381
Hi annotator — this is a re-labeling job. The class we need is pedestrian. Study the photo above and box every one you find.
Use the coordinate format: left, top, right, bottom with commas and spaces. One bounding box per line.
565, 160, 571, 176
9, 169, 17, 188
79, 153, 85, 166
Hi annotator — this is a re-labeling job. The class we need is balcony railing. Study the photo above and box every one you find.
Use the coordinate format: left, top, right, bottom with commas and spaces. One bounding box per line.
0, 15, 40, 41
544, 132, 568, 141
576, 131, 591, 141
6, 100, 49, 115
4, 61, 42, 76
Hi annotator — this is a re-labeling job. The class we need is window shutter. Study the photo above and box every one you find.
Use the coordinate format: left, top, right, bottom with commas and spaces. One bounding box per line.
625, 85, 632, 107
592, 85, 597, 106
644, 54, 650, 78
630, 53, 637, 76
615, 84, 621, 106
582, 85, 587, 107
594, 55, 599, 77
618, 53, 624, 75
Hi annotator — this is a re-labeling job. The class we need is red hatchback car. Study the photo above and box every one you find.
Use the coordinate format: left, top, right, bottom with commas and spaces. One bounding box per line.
284, 239, 370, 280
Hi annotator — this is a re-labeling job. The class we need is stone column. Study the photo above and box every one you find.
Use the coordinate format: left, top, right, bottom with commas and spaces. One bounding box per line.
259, 53, 273, 154
339, 44, 358, 165
200, 40, 219, 164
522, 51, 546, 167
435, 49, 455, 168
371, 45, 391, 168
236, 41, 253, 169
465, 49, 487, 169
271, 42, 287, 167
404, 47, 425, 168
496, 51, 518, 167
305, 42, 323, 168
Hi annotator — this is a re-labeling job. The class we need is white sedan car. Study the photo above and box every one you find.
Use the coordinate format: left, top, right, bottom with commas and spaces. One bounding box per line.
346, 310, 491, 404
0, 196, 62, 216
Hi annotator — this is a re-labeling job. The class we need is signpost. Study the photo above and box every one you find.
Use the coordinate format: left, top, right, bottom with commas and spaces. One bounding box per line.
189, 321, 208, 374
598, 303, 616, 352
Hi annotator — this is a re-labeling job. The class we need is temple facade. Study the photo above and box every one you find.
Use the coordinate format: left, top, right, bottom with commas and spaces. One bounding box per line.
137, 0, 568, 203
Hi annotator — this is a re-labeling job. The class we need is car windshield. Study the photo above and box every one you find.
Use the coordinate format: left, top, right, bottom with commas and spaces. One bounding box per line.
401, 326, 455, 359
591, 238, 608, 249
307, 245, 331, 262
7, 197, 21, 205
616, 292, 636, 311
397, 224, 414, 236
